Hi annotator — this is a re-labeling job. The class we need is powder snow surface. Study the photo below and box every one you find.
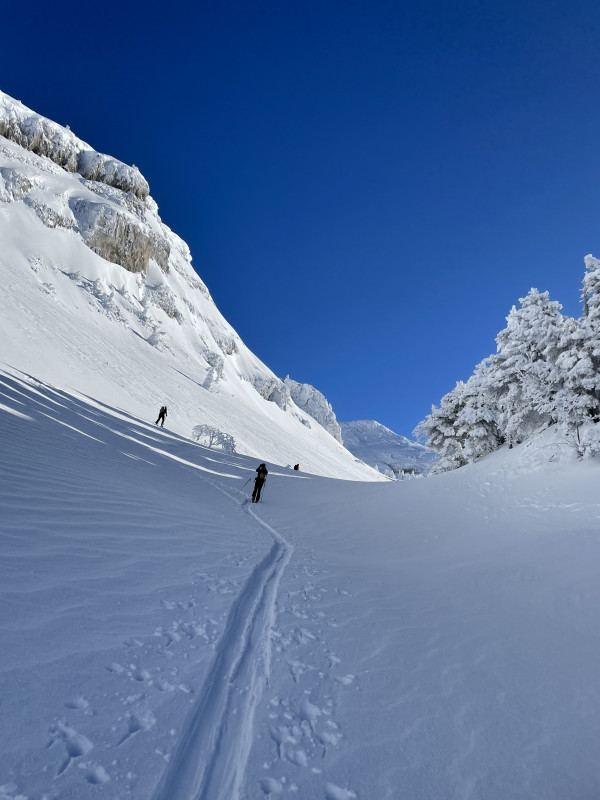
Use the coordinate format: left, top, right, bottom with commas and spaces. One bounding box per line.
1, 368, 600, 800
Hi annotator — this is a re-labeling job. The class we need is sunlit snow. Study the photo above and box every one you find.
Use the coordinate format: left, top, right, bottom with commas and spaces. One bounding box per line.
2, 90, 600, 800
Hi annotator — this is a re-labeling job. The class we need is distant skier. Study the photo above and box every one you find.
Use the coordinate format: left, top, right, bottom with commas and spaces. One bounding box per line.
155, 405, 167, 427
252, 463, 268, 503
293, 464, 299, 471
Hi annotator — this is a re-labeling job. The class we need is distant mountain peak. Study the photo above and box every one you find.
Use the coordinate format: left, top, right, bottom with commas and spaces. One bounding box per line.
340, 419, 437, 479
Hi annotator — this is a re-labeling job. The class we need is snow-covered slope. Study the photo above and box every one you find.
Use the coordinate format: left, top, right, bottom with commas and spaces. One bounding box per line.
0, 90, 381, 481
2, 370, 600, 800
340, 418, 437, 477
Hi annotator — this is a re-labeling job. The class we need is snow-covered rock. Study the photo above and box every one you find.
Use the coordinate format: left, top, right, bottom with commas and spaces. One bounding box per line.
340, 419, 437, 478
0, 91, 149, 198
0, 89, 382, 481
283, 377, 343, 443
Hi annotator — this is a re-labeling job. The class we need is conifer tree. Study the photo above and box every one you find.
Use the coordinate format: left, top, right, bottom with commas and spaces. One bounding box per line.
555, 256, 600, 455
414, 382, 469, 473
454, 359, 504, 461
491, 289, 569, 445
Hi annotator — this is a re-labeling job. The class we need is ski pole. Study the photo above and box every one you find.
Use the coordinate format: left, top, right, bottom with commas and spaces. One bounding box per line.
236, 477, 252, 497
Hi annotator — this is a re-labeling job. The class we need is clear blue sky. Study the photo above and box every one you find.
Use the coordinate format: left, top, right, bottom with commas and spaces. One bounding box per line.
3, 0, 600, 436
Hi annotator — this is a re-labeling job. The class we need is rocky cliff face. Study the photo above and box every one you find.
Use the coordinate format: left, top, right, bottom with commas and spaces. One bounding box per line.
0, 93, 148, 198
0, 91, 165, 276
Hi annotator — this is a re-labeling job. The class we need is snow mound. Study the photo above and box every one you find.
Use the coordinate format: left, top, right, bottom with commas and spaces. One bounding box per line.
472, 424, 586, 477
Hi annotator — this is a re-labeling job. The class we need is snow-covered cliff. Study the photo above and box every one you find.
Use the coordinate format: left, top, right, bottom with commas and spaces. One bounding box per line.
0, 90, 382, 481
283, 377, 343, 443
340, 419, 437, 478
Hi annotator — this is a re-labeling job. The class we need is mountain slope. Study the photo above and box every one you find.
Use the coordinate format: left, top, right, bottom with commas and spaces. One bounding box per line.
0, 90, 381, 481
340, 418, 437, 477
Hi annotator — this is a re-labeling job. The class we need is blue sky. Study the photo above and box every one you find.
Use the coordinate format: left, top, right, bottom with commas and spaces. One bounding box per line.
4, 0, 600, 436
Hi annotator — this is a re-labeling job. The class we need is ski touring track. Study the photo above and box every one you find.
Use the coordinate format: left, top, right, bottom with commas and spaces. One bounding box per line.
152, 495, 293, 800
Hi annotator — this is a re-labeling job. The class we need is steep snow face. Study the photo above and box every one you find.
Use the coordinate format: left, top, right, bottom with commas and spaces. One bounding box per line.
0, 90, 383, 481
340, 419, 437, 478
284, 376, 343, 443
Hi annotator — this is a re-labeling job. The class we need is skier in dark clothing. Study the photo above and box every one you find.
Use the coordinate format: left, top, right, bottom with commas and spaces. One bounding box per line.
155, 406, 167, 427
293, 464, 299, 471
252, 463, 268, 503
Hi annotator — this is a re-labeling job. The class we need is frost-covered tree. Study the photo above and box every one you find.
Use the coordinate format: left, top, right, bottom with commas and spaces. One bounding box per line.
416, 362, 505, 471
555, 256, 600, 456
416, 289, 574, 469
191, 425, 236, 453
454, 360, 504, 462
417, 256, 600, 468
414, 382, 470, 472
490, 289, 570, 445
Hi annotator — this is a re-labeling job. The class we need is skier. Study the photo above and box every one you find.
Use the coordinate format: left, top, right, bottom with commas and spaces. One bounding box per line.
293, 464, 299, 471
155, 405, 168, 427
252, 463, 268, 503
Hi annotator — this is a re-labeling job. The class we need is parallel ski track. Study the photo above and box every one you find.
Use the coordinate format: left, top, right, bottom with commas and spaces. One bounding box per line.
152, 499, 293, 800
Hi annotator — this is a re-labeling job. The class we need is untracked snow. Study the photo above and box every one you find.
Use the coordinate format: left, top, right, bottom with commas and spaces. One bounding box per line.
2, 368, 600, 799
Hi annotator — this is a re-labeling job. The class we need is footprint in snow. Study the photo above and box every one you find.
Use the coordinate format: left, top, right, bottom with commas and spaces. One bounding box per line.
64, 696, 90, 712
117, 708, 156, 746
325, 783, 358, 800
85, 763, 110, 784
260, 776, 283, 795
48, 721, 93, 776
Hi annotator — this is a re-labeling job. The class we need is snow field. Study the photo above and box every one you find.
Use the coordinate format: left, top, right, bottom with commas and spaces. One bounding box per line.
2, 368, 600, 799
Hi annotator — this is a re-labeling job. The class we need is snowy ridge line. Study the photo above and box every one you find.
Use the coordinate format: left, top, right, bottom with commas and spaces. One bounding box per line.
152, 496, 293, 800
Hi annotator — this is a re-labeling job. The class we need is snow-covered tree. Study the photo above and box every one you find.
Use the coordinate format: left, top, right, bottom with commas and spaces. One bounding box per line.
416, 288, 575, 469
555, 256, 600, 456
191, 425, 236, 453
454, 360, 504, 462
415, 382, 470, 472
490, 289, 570, 445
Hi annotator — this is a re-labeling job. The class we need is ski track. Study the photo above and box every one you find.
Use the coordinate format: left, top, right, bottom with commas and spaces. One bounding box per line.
152, 500, 293, 800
